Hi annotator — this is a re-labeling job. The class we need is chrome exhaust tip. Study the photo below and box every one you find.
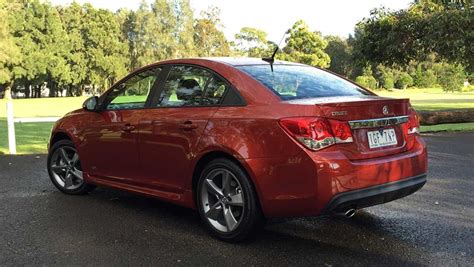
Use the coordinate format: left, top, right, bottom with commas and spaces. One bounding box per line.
344, 208, 356, 218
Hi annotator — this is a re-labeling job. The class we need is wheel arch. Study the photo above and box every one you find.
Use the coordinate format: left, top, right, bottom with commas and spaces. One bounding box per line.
49, 131, 73, 149
190, 150, 264, 213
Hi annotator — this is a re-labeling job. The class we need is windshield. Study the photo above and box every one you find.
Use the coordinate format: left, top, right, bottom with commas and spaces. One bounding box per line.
237, 65, 370, 100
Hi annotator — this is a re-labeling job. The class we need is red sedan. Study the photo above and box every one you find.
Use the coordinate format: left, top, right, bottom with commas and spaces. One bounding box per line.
47, 58, 427, 241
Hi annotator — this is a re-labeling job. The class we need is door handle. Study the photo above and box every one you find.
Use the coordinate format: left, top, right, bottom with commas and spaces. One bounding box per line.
180, 121, 198, 131
122, 124, 136, 133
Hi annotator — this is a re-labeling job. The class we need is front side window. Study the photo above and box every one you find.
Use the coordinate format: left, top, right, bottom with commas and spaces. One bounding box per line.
105, 68, 161, 110
237, 65, 370, 100
156, 66, 228, 107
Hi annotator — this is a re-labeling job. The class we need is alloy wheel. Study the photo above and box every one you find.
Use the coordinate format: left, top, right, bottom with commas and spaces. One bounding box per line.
200, 168, 245, 232
50, 146, 84, 190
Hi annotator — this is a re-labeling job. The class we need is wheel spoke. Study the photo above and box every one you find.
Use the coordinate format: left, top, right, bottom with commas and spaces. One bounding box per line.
58, 148, 70, 162
64, 173, 74, 188
71, 169, 83, 181
223, 207, 238, 231
221, 171, 233, 196
51, 164, 66, 173
228, 192, 244, 206
205, 179, 224, 198
205, 202, 223, 221
71, 153, 79, 165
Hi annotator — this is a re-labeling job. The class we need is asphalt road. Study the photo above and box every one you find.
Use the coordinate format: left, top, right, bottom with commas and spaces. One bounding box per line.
1, 133, 473, 266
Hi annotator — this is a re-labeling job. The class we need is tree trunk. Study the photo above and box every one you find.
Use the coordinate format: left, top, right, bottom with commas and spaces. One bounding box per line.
418, 109, 474, 125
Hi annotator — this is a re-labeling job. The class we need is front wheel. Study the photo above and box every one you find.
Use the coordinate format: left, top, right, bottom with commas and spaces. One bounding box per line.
47, 139, 95, 195
197, 158, 264, 242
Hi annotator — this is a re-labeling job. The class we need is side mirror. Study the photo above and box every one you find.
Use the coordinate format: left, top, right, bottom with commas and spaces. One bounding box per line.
83, 96, 99, 112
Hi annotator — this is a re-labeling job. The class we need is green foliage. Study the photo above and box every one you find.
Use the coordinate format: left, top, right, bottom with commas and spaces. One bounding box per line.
437, 63, 465, 92
234, 27, 274, 57
413, 65, 437, 88
325, 35, 353, 77
0, 0, 21, 89
355, 75, 377, 89
351, 4, 473, 73
193, 7, 230, 57
395, 72, 414, 89
280, 20, 331, 68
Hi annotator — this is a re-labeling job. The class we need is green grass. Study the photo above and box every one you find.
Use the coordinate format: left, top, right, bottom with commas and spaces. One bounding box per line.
0, 118, 53, 154
420, 122, 474, 133
0, 96, 87, 118
375, 87, 474, 111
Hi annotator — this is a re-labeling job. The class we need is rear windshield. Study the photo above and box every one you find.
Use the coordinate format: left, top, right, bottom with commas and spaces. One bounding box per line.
237, 65, 370, 100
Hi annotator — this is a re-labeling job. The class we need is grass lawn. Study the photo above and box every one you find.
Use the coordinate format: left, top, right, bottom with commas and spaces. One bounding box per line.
0, 118, 53, 154
0, 96, 87, 118
420, 122, 474, 133
375, 87, 474, 111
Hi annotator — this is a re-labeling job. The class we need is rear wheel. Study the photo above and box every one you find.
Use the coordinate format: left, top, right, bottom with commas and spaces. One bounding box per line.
197, 158, 264, 242
47, 140, 95, 195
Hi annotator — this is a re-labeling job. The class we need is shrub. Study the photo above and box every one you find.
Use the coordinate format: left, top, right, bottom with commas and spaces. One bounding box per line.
414, 65, 437, 88
437, 64, 465, 92
355, 75, 377, 89
395, 72, 413, 89
381, 72, 394, 89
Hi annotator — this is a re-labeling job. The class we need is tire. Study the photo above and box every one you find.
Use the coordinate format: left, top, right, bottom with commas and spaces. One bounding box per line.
47, 139, 95, 195
197, 158, 264, 242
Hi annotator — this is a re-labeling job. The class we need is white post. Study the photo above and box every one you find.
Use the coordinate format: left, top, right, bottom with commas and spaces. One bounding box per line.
6, 101, 16, 155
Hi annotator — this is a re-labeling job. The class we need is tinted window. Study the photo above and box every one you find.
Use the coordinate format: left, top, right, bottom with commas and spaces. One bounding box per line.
237, 65, 370, 100
156, 66, 227, 107
105, 68, 161, 110
202, 76, 228, 105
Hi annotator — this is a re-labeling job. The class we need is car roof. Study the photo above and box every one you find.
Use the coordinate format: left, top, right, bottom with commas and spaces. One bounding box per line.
204, 57, 306, 67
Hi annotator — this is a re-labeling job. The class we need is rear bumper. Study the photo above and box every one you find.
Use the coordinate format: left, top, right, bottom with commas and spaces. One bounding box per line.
244, 136, 427, 218
321, 174, 426, 214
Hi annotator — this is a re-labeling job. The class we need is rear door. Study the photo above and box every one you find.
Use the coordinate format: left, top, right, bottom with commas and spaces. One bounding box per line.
80, 67, 162, 182
137, 65, 230, 192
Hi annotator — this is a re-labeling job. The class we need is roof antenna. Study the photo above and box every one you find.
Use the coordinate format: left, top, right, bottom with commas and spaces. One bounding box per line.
262, 31, 287, 72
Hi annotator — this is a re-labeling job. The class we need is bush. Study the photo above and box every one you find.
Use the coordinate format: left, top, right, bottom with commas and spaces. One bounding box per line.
414, 65, 437, 88
437, 64, 465, 92
395, 72, 413, 89
355, 75, 377, 89
381, 72, 394, 89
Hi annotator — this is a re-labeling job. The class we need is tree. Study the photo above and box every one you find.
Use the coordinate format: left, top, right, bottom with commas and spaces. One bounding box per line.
351, 3, 473, 73
437, 63, 465, 92
0, 0, 21, 99
81, 4, 128, 92
175, 0, 196, 58
325, 35, 353, 77
280, 20, 330, 68
234, 27, 273, 57
193, 7, 230, 57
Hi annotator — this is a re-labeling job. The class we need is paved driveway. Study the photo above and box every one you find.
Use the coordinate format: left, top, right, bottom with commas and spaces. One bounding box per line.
0, 133, 473, 266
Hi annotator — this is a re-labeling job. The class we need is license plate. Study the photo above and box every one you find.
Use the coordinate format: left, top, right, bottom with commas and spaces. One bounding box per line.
367, 128, 397, 149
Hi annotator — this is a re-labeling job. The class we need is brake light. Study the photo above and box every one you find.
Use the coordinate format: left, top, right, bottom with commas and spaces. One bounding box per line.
279, 117, 353, 151
407, 109, 420, 135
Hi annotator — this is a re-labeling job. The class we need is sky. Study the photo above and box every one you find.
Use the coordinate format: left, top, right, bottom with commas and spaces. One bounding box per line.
49, 0, 412, 43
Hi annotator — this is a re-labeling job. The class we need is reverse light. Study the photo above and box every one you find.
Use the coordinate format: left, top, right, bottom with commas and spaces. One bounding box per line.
279, 117, 353, 151
407, 109, 420, 135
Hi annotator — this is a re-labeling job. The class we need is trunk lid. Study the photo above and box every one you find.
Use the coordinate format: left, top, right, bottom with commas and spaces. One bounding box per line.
287, 95, 411, 160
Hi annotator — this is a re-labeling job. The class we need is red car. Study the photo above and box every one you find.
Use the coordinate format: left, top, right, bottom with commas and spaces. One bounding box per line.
47, 58, 427, 241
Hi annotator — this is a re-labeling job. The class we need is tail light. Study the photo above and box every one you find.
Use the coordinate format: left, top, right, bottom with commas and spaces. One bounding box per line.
407, 109, 420, 135
279, 117, 353, 151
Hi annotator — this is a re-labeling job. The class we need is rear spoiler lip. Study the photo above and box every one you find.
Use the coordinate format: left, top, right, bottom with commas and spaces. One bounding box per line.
284, 96, 410, 106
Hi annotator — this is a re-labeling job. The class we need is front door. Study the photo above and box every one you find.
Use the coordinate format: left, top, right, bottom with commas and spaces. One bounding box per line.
80, 67, 162, 183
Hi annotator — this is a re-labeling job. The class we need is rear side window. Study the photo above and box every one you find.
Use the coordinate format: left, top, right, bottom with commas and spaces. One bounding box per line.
237, 65, 370, 100
156, 65, 228, 107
